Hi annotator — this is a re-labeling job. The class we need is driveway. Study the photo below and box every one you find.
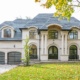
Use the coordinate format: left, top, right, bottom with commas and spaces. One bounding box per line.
0, 65, 17, 74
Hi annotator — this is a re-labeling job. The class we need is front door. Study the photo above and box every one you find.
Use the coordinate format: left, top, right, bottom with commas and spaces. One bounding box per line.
48, 46, 58, 59
69, 45, 78, 60
30, 44, 37, 59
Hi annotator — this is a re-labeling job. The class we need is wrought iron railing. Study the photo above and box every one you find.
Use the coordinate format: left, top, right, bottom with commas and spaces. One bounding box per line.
48, 54, 58, 59
30, 54, 37, 59
69, 54, 79, 60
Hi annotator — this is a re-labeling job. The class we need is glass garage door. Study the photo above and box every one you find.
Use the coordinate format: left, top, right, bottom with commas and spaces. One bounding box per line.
7, 52, 21, 64
0, 52, 5, 64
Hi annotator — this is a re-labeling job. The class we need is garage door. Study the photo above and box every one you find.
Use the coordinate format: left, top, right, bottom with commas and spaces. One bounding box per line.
0, 52, 5, 64
7, 52, 21, 64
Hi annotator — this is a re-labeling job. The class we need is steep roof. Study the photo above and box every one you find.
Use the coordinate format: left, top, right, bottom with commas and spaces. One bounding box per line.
0, 13, 80, 41
0, 18, 31, 41
22, 13, 80, 30
0, 18, 31, 29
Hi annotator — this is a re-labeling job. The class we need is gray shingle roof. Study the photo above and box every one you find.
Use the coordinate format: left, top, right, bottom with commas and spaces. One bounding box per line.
0, 13, 80, 41
23, 13, 80, 30
0, 18, 31, 41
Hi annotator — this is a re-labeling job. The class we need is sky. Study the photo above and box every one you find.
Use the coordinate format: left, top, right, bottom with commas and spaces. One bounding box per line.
0, 0, 80, 23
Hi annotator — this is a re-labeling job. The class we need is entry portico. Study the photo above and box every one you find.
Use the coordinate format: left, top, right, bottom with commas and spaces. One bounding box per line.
21, 13, 80, 61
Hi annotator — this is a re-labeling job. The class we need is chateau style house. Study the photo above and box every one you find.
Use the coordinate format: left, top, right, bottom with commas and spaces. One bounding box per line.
0, 13, 80, 64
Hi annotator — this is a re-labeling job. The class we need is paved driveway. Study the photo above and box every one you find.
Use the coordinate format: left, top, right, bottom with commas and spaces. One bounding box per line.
0, 65, 17, 74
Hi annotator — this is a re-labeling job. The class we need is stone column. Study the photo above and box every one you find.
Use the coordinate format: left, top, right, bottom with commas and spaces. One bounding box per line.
62, 34, 64, 55
60, 32, 68, 61
37, 42, 39, 60
65, 34, 68, 55
45, 34, 47, 54
41, 34, 44, 54
5, 52, 7, 64
40, 33, 48, 61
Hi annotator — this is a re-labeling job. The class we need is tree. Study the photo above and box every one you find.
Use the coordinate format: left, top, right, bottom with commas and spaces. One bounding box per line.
23, 37, 30, 66
35, 0, 80, 20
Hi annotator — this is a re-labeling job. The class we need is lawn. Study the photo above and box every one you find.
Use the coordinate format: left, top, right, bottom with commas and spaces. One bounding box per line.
0, 63, 80, 80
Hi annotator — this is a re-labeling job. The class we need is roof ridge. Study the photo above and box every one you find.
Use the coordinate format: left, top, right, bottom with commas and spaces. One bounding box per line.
40, 17, 51, 29
23, 19, 32, 28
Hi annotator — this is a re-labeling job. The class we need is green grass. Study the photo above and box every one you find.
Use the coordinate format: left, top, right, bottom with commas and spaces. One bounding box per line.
0, 63, 80, 80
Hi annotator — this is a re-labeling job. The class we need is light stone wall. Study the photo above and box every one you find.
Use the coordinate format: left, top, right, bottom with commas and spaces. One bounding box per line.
0, 41, 22, 48
22, 28, 40, 60
1, 27, 80, 63
22, 27, 80, 61
0, 41, 22, 64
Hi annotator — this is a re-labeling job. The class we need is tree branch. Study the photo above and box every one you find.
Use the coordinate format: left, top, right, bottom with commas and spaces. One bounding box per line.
77, 0, 80, 3
70, 4, 80, 7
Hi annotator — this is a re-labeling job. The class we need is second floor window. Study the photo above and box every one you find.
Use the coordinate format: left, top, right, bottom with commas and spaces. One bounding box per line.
48, 30, 58, 39
4, 29, 11, 38
29, 30, 36, 39
69, 30, 78, 39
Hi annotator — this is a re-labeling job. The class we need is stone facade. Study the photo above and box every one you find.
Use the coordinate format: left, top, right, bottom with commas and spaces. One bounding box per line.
21, 27, 80, 61
0, 13, 80, 64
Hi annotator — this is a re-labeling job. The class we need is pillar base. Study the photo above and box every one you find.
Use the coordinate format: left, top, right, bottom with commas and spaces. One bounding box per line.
40, 54, 48, 61
5, 59, 7, 64
60, 55, 68, 61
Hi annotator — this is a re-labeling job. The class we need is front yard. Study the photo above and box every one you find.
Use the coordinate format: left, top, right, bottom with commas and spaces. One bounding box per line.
0, 63, 80, 80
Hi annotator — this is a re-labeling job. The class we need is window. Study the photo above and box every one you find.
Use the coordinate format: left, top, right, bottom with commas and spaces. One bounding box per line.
48, 30, 58, 39
69, 45, 78, 59
69, 30, 78, 39
29, 30, 36, 39
4, 29, 11, 38
48, 46, 58, 59
30, 44, 37, 59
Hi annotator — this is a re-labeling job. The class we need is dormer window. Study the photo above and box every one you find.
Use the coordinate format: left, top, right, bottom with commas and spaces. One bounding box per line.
1, 26, 14, 38
4, 29, 11, 38
69, 30, 78, 39
29, 30, 36, 39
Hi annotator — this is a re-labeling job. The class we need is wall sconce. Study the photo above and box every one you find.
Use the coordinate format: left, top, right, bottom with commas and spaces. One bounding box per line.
14, 45, 15, 48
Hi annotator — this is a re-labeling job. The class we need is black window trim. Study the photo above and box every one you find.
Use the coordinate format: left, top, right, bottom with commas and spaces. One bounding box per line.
48, 30, 58, 39
4, 28, 11, 38
69, 30, 78, 39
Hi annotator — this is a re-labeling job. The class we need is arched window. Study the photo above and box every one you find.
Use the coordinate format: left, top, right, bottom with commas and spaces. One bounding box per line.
48, 30, 58, 39
4, 29, 11, 38
69, 45, 78, 59
30, 44, 37, 59
48, 46, 58, 59
29, 30, 36, 39
69, 30, 78, 39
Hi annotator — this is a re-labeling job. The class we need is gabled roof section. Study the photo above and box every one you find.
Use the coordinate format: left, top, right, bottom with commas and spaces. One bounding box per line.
0, 18, 31, 41
22, 13, 80, 30
22, 13, 53, 29
0, 18, 31, 29
0, 31, 22, 41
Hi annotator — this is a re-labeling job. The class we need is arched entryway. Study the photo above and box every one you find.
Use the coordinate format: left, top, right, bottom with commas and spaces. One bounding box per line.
48, 46, 58, 59
69, 45, 78, 60
7, 52, 21, 64
30, 44, 37, 59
